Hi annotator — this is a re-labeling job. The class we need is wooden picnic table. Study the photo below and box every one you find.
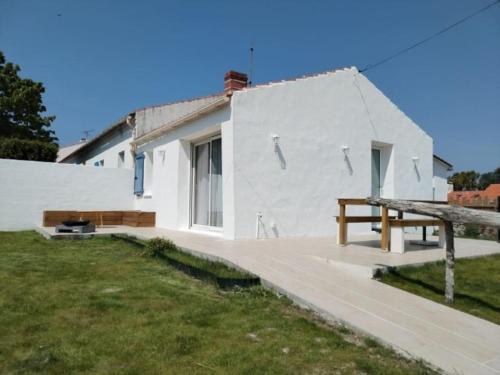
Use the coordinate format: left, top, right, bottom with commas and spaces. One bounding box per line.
336, 198, 445, 252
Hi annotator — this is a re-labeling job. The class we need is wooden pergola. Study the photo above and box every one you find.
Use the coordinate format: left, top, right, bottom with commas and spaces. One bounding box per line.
336, 198, 444, 252
336, 197, 500, 303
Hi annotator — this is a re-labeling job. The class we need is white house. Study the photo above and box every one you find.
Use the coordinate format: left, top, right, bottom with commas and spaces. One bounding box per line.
61, 67, 452, 239
56, 139, 87, 162
60, 117, 134, 168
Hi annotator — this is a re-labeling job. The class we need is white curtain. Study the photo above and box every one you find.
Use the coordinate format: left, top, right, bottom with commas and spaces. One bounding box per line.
210, 139, 223, 227
194, 143, 210, 225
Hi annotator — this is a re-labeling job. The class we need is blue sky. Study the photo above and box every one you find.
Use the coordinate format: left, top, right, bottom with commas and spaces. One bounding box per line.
1, 0, 499, 172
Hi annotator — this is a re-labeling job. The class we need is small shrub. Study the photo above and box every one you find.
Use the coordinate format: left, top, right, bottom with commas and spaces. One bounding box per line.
463, 224, 480, 239
145, 237, 177, 258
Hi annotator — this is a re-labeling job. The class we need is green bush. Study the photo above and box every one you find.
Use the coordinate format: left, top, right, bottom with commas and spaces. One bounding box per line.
0, 138, 58, 162
145, 237, 177, 258
463, 224, 480, 239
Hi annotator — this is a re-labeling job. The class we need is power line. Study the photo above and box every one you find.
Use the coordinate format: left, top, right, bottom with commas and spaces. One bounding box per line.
360, 0, 500, 73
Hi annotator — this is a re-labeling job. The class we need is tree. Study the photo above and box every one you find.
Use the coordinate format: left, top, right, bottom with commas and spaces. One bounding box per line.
478, 167, 500, 190
449, 170, 480, 191
449, 168, 500, 191
0, 50, 57, 160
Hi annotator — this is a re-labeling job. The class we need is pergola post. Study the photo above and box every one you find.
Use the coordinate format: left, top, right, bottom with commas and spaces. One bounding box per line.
444, 220, 455, 304
496, 197, 500, 243
337, 203, 347, 246
366, 197, 500, 304
381, 206, 389, 251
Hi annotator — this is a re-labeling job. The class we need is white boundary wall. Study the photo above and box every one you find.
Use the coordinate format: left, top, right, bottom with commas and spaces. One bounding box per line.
0, 159, 134, 230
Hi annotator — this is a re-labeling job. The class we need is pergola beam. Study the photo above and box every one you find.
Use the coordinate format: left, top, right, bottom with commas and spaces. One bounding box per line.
365, 198, 500, 228
365, 197, 500, 304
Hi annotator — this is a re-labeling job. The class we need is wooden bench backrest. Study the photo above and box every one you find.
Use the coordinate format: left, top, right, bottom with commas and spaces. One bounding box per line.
43, 211, 156, 228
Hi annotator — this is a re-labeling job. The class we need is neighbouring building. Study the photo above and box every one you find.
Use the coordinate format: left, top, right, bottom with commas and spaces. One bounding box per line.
56, 139, 88, 162
60, 67, 453, 239
60, 118, 134, 168
432, 154, 453, 201
449, 183, 500, 205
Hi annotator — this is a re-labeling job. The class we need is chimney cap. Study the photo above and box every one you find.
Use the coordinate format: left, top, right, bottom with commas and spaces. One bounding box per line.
224, 70, 248, 81
224, 70, 248, 93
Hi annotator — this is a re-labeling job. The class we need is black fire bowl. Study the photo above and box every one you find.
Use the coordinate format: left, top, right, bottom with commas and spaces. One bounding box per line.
62, 220, 91, 227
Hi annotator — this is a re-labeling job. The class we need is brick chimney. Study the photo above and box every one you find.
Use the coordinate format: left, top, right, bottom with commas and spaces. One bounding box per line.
224, 71, 248, 93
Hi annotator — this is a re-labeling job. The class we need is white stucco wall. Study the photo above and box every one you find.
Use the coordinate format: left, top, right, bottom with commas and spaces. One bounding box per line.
134, 107, 232, 235
62, 126, 134, 169
83, 128, 134, 168
229, 67, 434, 239
0, 159, 134, 230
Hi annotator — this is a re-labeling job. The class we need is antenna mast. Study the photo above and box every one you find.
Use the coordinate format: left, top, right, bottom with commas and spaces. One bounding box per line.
82, 129, 94, 141
249, 45, 254, 87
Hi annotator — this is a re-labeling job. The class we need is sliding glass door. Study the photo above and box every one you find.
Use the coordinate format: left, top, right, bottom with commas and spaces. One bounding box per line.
192, 137, 222, 229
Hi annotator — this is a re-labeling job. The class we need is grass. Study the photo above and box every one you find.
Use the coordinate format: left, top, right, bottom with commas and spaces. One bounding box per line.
161, 248, 250, 279
0, 231, 435, 374
379, 255, 500, 324
116, 235, 252, 279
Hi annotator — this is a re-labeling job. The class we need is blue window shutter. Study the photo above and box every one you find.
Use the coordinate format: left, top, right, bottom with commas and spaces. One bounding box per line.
134, 153, 145, 195
94, 161, 99, 166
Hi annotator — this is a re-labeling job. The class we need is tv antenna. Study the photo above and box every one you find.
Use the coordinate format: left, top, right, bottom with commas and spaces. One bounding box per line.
249, 45, 254, 87
82, 129, 94, 141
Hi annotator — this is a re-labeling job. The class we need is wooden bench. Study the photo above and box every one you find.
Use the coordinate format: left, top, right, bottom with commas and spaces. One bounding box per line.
335, 215, 396, 245
336, 198, 399, 247
43, 210, 156, 228
388, 218, 445, 253
337, 199, 446, 252
122, 211, 156, 227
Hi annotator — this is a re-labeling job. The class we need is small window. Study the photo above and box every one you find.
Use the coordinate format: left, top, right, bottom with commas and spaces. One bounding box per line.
134, 153, 145, 195
118, 151, 125, 168
94, 160, 104, 167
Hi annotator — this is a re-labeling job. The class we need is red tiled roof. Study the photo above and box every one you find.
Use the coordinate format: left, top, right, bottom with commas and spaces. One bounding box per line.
448, 184, 500, 201
484, 184, 500, 197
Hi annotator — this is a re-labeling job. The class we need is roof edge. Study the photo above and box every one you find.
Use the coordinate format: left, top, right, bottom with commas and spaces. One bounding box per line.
132, 96, 230, 147
433, 154, 453, 170
59, 116, 130, 163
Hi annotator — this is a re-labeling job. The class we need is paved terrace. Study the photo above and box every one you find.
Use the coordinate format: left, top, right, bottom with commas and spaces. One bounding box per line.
39, 226, 500, 375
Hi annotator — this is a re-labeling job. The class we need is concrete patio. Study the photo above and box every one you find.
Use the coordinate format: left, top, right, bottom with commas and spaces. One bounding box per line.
39, 226, 500, 374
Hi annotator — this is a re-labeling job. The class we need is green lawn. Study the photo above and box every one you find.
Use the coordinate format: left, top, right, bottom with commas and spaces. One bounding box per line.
0, 232, 435, 375
379, 255, 500, 324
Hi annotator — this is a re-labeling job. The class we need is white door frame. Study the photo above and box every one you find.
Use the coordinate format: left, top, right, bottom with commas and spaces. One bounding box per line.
371, 147, 382, 228
190, 135, 223, 232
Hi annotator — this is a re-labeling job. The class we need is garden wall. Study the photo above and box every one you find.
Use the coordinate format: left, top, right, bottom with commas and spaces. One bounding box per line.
0, 159, 135, 230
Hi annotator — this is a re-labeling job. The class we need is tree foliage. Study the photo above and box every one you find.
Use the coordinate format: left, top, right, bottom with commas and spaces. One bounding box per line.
449, 170, 480, 191
478, 167, 500, 190
449, 168, 500, 191
0, 50, 58, 161
0, 138, 58, 162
